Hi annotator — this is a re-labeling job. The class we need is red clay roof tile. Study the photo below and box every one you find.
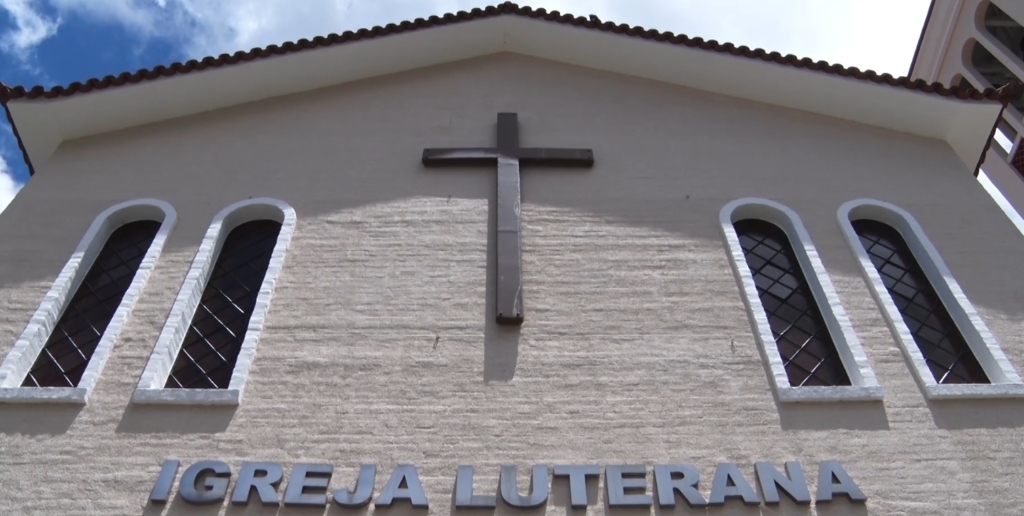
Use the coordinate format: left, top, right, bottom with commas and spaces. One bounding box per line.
0, 2, 1014, 178
0, 2, 1012, 103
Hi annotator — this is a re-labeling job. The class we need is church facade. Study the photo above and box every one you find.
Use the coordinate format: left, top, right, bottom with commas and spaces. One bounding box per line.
0, 4, 1022, 514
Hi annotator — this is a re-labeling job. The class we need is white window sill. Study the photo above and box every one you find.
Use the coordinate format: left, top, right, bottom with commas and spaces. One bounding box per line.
777, 385, 884, 403
131, 388, 241, 405
924, 383, 1024, 400
0, 387, 88, 404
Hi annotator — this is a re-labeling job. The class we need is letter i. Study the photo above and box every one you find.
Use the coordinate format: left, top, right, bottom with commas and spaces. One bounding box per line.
150, 459, 181, 504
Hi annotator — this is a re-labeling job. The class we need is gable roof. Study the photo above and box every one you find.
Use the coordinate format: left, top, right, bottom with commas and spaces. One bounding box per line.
1, 2, 1009, 176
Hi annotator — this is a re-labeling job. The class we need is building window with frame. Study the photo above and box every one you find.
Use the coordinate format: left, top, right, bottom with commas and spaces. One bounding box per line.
0, 199, 177, 404
720, 198, 882, 402
132, 198, 296, 405
838, 199, 1024, 399
23, 220, 162, 388
734, 219, 851, 388
164, 220, 281, 389
852, 219, 988, 385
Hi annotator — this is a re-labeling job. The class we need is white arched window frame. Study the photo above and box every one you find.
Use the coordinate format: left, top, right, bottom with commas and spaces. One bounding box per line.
0, 199, 177, 404
132, 198, 296, 405
838, 199, 1024, 399
721, 198, 882, 402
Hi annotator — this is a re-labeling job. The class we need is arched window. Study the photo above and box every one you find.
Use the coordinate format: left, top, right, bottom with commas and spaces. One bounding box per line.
839, 199, 1024, 398
133, 198, 295, 405
0, 199, 177, 404
734, 219, 850, 388
166, 220, 281, 389
721, 199, 881, 402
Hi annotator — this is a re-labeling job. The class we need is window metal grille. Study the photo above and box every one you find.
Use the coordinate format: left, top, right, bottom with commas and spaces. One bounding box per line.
1012, 143, 1024, 177
22, 220, 161, 388
165, 220, 281, 389
735, 219, 851, 387
852, 220, 989, 384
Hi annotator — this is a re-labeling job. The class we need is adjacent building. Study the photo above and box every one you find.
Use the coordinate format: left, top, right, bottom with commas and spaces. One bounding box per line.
911, 0, 1024, 220
1, 3, 1022, 514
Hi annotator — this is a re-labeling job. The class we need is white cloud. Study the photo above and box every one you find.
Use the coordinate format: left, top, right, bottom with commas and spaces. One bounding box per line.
181, 0, 932, 76
170, 0, 488, 59
0, 0, 59, 57
167, 0, 931, 76
0, 0, 930, 77
47, 0, 161, 34
535, 0, 930, 76
0, 152, 23, 215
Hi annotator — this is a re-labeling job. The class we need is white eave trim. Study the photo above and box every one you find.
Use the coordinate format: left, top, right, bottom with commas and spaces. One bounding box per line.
838, 198, 1024, 399
721, 198, 883, 403
6, 14, 1003, 173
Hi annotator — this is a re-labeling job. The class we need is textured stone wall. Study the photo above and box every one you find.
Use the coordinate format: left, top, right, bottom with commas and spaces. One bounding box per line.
0, 54, 1022, 515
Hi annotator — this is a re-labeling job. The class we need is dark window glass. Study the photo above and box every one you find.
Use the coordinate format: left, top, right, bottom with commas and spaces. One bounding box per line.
165, 220, 281, 389
735, 219, 851, 387
852, 220, 989, 384
22, 220, 161, 388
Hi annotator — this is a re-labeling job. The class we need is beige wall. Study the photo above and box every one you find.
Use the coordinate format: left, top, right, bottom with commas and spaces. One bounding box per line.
1, 53, 1022, 515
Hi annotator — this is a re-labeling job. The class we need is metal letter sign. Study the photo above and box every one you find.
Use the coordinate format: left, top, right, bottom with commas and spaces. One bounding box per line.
423, 113, 594, 325
154, 460, 866, 508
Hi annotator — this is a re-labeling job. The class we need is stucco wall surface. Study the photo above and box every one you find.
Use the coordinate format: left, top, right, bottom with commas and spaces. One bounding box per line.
0, 54, 1022, 515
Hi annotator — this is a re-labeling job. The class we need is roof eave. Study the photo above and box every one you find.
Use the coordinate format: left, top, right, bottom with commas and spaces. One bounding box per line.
5, 9, 1006, 175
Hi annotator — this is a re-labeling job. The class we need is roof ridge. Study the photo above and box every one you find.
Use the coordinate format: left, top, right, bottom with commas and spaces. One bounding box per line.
0, 1, 1010, 103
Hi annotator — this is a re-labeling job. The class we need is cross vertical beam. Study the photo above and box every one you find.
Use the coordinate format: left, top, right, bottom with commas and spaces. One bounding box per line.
495, 114, 524, 324
423, 113, 594, 325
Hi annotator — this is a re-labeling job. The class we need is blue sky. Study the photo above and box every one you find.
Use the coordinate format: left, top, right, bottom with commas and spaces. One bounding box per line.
0, 0, 931, 212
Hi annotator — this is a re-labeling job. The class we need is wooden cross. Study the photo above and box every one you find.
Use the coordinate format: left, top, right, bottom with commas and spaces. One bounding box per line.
423, 113, 594, 325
